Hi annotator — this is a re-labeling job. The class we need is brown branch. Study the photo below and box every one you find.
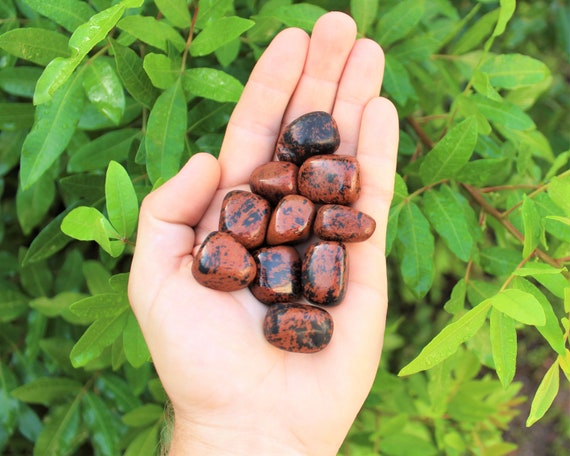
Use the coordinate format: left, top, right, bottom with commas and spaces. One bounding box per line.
462, 184, 562, 269
406, 116, 435, 149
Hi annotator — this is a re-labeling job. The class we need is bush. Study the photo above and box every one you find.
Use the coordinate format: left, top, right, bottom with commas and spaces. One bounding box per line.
0, 0, 569, 454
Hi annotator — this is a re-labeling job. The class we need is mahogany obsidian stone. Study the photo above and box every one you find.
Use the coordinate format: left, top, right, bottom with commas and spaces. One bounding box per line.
276, 111, 340, 165
302, 241, 348, 306
266, 194, 316, 245
191, 231, 256, 292
249, 246, 302, 305
298, 154, 361, 205
314, 205, 376, 242
219, 190, 271, 250
249, 161, 299, 206
263, 302, 333, 353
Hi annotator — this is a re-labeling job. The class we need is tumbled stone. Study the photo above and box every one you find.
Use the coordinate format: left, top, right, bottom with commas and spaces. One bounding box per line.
314, 205, 376, 242
250, 246, 302, 304
249, 161, 299, 206
266, 194, 316, 245
298, 155, 361, 205
192, 231, 256, 292
219, 190, 271, 250
263, 302, 333, 353
276, 111, 340, 165
302, 241, 347, 306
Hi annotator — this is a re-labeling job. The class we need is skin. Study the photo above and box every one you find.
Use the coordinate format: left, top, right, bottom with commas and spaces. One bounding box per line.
128, 11, 399, 456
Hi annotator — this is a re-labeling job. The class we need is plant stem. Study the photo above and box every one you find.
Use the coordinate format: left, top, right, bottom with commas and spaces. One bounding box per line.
462, 184, 562, 268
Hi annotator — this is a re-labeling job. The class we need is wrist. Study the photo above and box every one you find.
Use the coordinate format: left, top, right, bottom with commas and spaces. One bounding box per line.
167, 412, 336, 456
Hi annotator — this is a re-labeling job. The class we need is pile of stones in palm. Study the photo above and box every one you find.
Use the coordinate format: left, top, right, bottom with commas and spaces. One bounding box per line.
192, 111, 376, 353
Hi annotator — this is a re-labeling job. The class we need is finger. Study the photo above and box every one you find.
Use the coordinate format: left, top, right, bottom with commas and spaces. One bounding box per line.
353, 96, 399, 253
129, 153, 221, 314
283, 11, 357, 123
333, 39, 384, 157
218, 27, 310, 188
324, 97, 398, 388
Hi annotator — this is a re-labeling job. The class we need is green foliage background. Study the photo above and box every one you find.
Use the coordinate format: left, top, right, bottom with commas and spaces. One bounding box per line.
1, 0, 569, 454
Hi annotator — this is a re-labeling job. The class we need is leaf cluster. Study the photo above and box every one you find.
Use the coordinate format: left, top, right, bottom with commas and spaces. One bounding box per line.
0, 0, 569, 454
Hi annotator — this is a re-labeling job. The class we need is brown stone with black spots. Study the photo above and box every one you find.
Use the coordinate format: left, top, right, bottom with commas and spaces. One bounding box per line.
263, 302, 333, 353
276, 111, 340, 165
250, 246, 302, 304
302, 241, 348, 306
298, 155, 361, 205
219, 190, 271, 250
266, 194, 316, 245
249, 161, 299, 206
191, 231, 256, 291
314, 205, 376, 242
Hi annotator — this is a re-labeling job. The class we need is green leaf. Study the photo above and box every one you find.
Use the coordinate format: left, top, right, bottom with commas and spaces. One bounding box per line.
423, 185, 474, 262
548, 174, 570, 217
60, 206, 123, 257
489, 289, 545, 326
145, 78, 187, 183
512, 277, 566, 356
95, 374, 141, 413
20, 71, 85, 189
269, 3, 326, 31
16, 172, 56, 235
34, 400, 82, 456
82, 392, 119, 456
143, 53, 180, 89
521, 194, 541, 258
0, 66, 43, 98
122, 403, 164, 427
29, 291, 86, 318
375, 0, 424, 46
123, 312, 150, 368
124, 423, 160, 456
419, 117, 478, 185
105, 161, 139, 239
456, 157, 510, 186
382, 54, 415, 106
0, 28, 71, 65
182, 67, 243, 103
155, 0, 191, 29
20, 259, 53, 298
111, 39, 158, 109
396, 202, 435, 298
444, 278, 467, 315
479, 246, 520, 276
0, 102, 35, 129
399, 300, 492, 376
10, 377, 82, 406
0, 288, 28, 322
67, 128, 141, 172
379, 433, 438, 456
385, 204, 401, 256
0, 130, 26, 176
194, 0, 233, 29
480, 54, 551, 89
492, 0, 516, 37
350, 0, 378, 36
190, 16, 255, 57
526, 360, 560, 426
69, 293, 129, 321
490, 308, 517, 388
83, 58, 125, 125
451, 9, 499, 55
472, 94, 535, 131
70, 310, 129, 367
21, 0, 95, 32
117, 15, 186, 52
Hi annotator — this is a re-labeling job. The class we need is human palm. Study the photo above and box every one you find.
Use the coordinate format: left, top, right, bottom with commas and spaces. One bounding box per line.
128, 11, 399, 455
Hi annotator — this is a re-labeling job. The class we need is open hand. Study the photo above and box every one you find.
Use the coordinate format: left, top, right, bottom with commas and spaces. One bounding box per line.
128, 11, 399, 455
